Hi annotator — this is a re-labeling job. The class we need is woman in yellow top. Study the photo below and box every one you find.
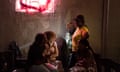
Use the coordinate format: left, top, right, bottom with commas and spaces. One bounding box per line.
72, 15, 89, 52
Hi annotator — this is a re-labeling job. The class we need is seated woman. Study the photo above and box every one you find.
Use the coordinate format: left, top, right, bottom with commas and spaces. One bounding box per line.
44, 31, 64, 72
44, 31, 59, 63
27, 33, 58, 72
69, 40, 97, 72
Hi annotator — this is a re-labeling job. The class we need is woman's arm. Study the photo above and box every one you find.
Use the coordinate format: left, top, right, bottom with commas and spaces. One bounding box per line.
53, 42, 59, 57
81, 26, 89, 40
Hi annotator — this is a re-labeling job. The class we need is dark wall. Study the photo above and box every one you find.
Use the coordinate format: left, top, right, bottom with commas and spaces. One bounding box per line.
105, 0, 120, 63
0, 0, 103, 56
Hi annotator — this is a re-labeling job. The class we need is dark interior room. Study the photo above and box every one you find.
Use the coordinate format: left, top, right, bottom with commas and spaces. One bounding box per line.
0, 0, 120, 72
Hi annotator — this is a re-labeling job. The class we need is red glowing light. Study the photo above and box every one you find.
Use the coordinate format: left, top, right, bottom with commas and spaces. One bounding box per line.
16, 0, 55, 13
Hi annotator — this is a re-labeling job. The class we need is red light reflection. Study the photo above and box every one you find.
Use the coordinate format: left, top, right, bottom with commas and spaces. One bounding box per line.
16, 0, 55, 13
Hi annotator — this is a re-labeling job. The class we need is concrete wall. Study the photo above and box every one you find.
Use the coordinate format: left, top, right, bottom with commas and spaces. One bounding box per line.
0, 0, 103, 56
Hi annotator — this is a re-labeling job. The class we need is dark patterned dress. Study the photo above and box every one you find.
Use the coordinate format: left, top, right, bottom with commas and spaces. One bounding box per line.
69, 47, 97, 72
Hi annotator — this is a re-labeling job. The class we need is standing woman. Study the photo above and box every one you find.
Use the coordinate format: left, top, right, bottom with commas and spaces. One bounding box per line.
72, 15, 89, 52
68, 15, 97, 72
68, 15, 90, 68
